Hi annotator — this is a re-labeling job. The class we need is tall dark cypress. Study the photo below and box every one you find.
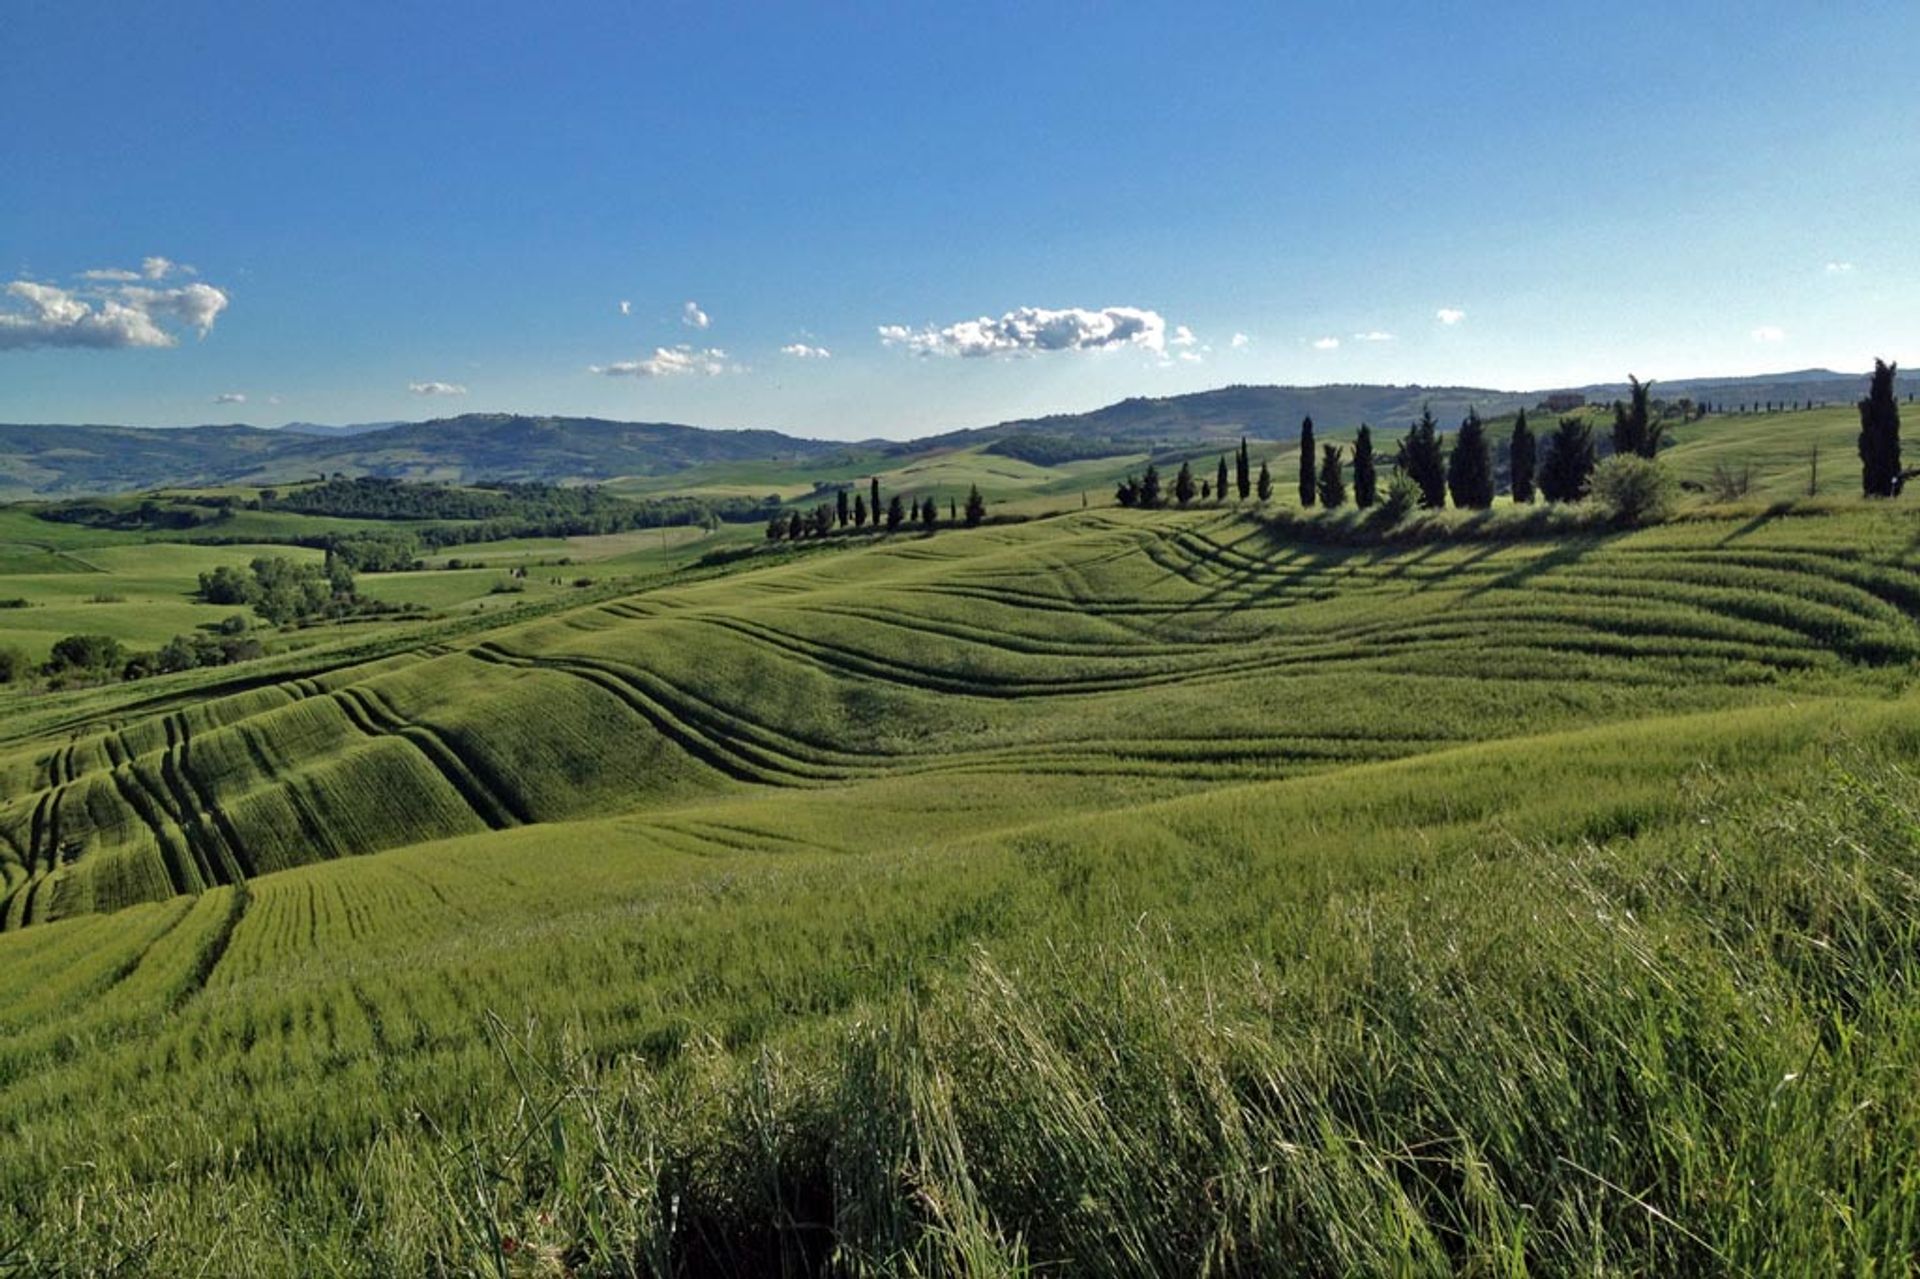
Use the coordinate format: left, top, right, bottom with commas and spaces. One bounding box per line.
1352, 424, 1378, 508
965, 484, 987, 526
1610, 376, 1664, 459
1396, 406, 1447, 509
1297, 417, 1317, 507
1539, 416, 1597, 503
1317, 444, 1347, 508
1235, 437, 1252, 500
1859, 359, 1903, 497
1216, 455, 1230, 504
1446, 408, 1494, 509
1174, 461, 1196, 507
870, 476, 882, 523
1140, 464, 1162, 509
1256, 460, 1273, 502
1509, 409, 1537, 504
836, 488, 850, 528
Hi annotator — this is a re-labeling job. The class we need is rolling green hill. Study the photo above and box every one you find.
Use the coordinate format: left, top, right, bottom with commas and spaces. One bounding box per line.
1, 496, 1919, 1271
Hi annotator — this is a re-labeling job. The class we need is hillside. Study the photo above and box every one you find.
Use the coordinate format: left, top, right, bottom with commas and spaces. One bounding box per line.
1, 500, 1919, 1270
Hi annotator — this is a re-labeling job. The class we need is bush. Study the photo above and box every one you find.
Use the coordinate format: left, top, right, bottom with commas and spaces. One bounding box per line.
1372, 473, 1421, 525
0, 598, 27, 609
1590, 456, 1676, 527
1706, 460, 1754, 503
46, 633, 125, 674
0, 647, 30, 684
216, 614, 251, 636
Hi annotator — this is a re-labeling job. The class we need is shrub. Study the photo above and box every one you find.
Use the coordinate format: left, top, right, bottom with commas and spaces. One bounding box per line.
46, 633, 125, 674
1372, 473, 1421, 524
0, 598, 28, 609
0, 647, 30, 684
1706, 460, 1754, 503
1590, 456, 1675, 527
216, 613, 251, 636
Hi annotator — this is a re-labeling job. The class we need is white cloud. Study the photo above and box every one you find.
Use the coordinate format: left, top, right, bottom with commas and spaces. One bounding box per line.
1435, 308, 1466, 326
879, 305, 1171, 358
1230, 332, 1251, 349
682, 300, 710, 329
590, 345, 733, 378
618, 299, 632, 315
0, 269, 230, 351
213, 391, 247, 404
1170, 324, 1198, 348
142, 255, 190, 280
268, 395, 283, 406
408, 380, 469, 396
1751, 325, 1786, 343
1311, 336, 1341, 351
1177, 351, 1203, 364
1825, 261, 1854, 274
1353, 330, 1396, 342
780, 343, 832, 359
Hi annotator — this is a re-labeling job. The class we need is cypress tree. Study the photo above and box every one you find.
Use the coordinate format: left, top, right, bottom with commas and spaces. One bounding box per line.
1174, 461, 1196, 507
1396, 406, 1447, 508
1509, 409, 1537, 504
1256, 460, 1273, 502
870, 476, 882, 523
886, 494, 905, 530
853, 493, 867, 527
949, 497, 957, 522
965, 484, 986, 526
1235, 437, 1252, 500
1317, 443, 1347, 508
920, 498, 937, 531
1611, 376, 1664, 458
1446, 408, 1495, 509
1216, 455, 1229, 504
786, 511, 804, 540
1115, 476, 1138, 507
1352, 424, 1377, 507
765, 513, 785, 541
836, 488, 849, 528
1140, 464, 1162, 509
1858, 359, 1902, 497
1297, 417, 1317, 506
1539, 416, 1597, 503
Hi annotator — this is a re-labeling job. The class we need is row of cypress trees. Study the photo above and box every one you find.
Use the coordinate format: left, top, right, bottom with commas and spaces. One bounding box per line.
768, 482, 988, 542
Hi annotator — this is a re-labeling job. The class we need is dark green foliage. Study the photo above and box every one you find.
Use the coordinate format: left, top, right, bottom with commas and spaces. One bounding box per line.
1236, 437, 1252, 500
786, 511, 804, 541
1396, 407, 1447, 509
1317, 444, 1346, 508
1140, 465, 1162, 509
1174, 462, 1196, 507
920, 499, 937, 532
766, 513, 786, 541
982, 433, 1132, 465
1509, 409, 1537, 504
1859, 359, 1902, 497
1352, 425, 1377, 508
1610, 376, 1666, 459
1215, 456, 1229, 504
1297, 417, 1317, 507
0, 647, 30, 684
854, 494, 868, 528
1539, 416, 1598, 503
1446, 409, 1495, 509
871, 477, 882, 524
197, 564, 254, 606
837, 489, 850, 528
965, 485, 986, 527
47, 633, 125, 674
1115, 477, 1139, 507
328, 533, 421, 573
809, 504, 834, 538
886, 495, 905, 531
1256, 460, 1272, 502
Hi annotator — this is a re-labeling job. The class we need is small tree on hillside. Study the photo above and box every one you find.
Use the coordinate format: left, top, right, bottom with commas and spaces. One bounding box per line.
1509, 409, 1537, 504
870, 476, 882, 523
786, 511, 804, 540
1140, 464, 1163, 509
1297, 417, 1317, 507
1115, 476, 1139, 507
1859, 359, 1902, 497
765, 513, 785, 541
1351, 424, 1377, 508
1446, 408, 1495, 509
836, 488, 850, 528
1611, 376, 1665, 459
1216, 455, 1229, 505
1235, 437, 1252, 500
965, 483, 987, 526
1396, 406, 1447, 509
1174, 461, 1196, 507
1256, 460, 1273, 502
853, 493, 868, 527
886, 494, 905, 530
920, 498, 937, 532
949, 497, 957, 522
810, 504, 833, 537
1539, 416, 1597, 503
1317, 444, 1347, 508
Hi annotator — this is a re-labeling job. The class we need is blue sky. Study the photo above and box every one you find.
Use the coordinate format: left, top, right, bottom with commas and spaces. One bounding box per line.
3, 1, 1915, 438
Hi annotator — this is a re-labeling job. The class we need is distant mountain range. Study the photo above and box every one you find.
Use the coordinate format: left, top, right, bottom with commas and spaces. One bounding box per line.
0, 369, 1877, 498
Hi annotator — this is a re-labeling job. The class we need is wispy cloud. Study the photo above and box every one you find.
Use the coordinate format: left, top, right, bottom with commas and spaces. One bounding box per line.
408, 380, 469, 396
1230, 332, 1251, 350
590, 345, 734, 378
1435, 308, 1466, 326
1751, 325, 1786, 343
1825, 261, 1855, 274
0, 261, 229, 351
1311, 336, 1341, 351
780, 343, 831, 359
879, 305, 1171, 358
1169, 325, 1198, 348
682, 300, 710, 329
618, 299, 632, 315
1353, 330, 1396, 342
213, 391, 247, 404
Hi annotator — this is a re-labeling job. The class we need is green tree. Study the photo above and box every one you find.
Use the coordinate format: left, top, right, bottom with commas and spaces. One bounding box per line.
1297, 417, 1317, 506
1539, 416, 1598, 503
1140, 464, 1162, 509
1859, 359, 1902, 497
886, 494, 906, 530
1317, 443, 1347, 508
1215, 455, 1229, 504
1174, 461, 1196, 507
870, 476, 881, 523
1611, 376, 1665, 459
1256, 459, 1273, 502
836, 489, 850, 527
853, 494, 868, 528
1509, 409, 1537, 504
1235, 437, 1252, 500
1446, 408, 1495, 509
47, 634, 125, 674
0, 647, 31, 685
1352, 424, 1378, 508
785, 511, 804, 541
1396, 406, 1447, 508
1115, 476, 1138, 507
920, 498, 938, 532
197, 564, 254, 606
965, 484, 987, 527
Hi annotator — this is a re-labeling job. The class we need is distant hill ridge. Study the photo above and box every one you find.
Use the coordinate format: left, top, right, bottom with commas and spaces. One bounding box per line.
0, 369, 1874, 497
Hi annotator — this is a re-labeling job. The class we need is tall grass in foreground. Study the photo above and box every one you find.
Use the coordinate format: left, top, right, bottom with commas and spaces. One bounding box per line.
17, 749, 1913, 1275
